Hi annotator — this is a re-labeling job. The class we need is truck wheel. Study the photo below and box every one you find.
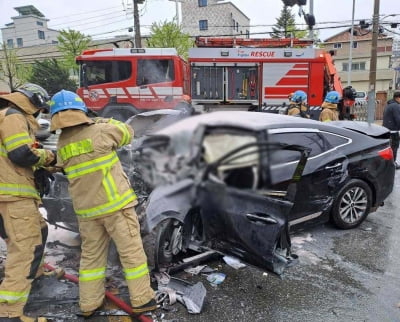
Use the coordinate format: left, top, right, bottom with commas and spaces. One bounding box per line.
102, 105, 139, 122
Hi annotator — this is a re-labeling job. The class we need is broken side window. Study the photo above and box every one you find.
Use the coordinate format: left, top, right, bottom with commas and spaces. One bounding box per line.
202, 133, 259, 190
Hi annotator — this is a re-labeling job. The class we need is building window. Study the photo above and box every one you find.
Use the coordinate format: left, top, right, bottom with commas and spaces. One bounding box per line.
236, 22, 239, 31
352, 41, 358, 48
353, 62, 366, 70
232, 19, 236, 30
342, 62, 366, 72
198, 0, 207, 7
17, 38, 23, 47
37, 21, 43, 26
333, 43, 342, 49
38, 30, 45, 40
7, 39, 14, 48
246, 30, 250, 38
199, 20, 208, 31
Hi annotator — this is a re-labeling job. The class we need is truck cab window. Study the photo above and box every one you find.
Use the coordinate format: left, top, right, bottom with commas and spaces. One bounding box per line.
137, 59, 175, 85
82, 61, 132, 86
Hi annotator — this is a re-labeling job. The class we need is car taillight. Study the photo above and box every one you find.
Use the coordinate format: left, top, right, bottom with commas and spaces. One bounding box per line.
378, 147, 393, 160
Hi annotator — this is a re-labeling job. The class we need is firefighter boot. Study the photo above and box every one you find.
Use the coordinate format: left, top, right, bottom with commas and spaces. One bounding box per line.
131, 298, 158, 314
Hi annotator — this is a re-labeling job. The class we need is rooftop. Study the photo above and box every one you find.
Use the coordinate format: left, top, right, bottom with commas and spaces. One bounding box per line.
13, 5, 44, 18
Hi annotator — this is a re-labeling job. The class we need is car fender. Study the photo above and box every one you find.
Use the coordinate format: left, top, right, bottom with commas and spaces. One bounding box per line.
143, 178, 196, 234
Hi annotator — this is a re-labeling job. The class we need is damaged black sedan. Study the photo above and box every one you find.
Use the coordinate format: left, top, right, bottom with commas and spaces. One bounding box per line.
137, 112, 394, 272
42, 111, 395, 275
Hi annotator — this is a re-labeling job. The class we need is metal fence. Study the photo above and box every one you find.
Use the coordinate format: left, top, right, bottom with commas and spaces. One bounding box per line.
352, 100, 385, 121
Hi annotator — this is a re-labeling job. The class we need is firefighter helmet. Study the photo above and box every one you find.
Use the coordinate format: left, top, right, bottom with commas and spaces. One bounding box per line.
50, 90, 87, 116
325, 91, 341, 104
14, 83, 50, 112
291, 90, 307, 103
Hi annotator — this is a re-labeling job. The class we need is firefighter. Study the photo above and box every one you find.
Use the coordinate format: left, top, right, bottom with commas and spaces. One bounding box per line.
0, 83, 55, 321
287, 90, 309, 118
49, 90, 156, 317
319, 91, 341, 122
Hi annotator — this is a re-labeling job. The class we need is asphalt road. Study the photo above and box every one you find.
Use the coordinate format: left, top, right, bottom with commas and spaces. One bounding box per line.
1, 133, 398, 321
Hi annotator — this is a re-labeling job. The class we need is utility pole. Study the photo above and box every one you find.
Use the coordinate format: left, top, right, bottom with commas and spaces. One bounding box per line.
308, 0, 314, 40
367, 0, 379, 124
133, 0, 143, 48
168, 0, 181, 25
174, 0, 180, 24
347, 0, 355, 86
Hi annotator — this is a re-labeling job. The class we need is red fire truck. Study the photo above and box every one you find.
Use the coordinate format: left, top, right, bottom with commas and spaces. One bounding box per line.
76, 48, 190, 120
76, 38, 346, 120
189, 37, 344, 119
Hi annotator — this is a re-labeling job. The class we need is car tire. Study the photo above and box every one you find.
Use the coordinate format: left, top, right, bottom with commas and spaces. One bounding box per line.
142, 218, 184, 272
102, 105, 139, 122
331, 179, 372, 229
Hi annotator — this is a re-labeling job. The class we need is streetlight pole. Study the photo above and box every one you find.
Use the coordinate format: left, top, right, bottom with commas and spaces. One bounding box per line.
348, 0, 355, 86
367, 0, 380, 124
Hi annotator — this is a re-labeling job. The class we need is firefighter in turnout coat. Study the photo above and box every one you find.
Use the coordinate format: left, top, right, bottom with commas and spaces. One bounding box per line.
49, 90, 156, 317
0, 84, 55, 320
319, 91, 341, 122
287, 90, 309, 118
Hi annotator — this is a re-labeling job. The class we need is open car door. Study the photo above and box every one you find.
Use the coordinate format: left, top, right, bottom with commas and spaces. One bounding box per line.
198, 139, 310, 275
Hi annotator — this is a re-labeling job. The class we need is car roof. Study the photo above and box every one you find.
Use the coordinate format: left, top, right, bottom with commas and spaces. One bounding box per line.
154, 111, 347, 136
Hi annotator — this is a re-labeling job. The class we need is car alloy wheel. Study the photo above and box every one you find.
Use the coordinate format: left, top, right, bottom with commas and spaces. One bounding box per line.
331, 179, 372, 229
154, 219, 184, 271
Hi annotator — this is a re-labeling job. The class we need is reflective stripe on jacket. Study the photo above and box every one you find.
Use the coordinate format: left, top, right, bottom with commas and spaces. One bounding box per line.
0, 108, 41, 201
57, 118, 136, 219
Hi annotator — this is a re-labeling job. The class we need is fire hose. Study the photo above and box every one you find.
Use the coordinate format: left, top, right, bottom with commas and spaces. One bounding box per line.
43, 263, 153, 322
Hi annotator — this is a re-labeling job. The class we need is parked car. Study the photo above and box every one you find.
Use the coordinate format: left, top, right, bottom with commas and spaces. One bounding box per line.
137, 112, 395, 272
42, 111, 395, 274
355, 91, 368, 104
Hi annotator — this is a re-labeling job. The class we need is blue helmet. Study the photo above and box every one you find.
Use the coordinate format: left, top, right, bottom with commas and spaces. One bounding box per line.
291, 90, 307, 103
325, 91, 341, 104
50, 90, 87, 116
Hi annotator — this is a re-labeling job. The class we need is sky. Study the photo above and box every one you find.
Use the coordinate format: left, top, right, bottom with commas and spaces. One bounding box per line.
0, 0, 399, 44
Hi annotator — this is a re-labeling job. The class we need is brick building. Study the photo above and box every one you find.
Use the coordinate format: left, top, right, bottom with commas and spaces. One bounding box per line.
322, 27, 394, 93
181, 0, 250, 38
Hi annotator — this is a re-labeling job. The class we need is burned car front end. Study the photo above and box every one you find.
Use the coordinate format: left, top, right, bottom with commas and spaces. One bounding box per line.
137, 112, 311, 274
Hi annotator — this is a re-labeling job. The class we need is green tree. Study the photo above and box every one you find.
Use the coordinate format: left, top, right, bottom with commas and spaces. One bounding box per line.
271, 6, 307, 39
28, 58, 77, 95
57, 29, 91, 74
146, 20, 194, 59
0, 43, 32, 91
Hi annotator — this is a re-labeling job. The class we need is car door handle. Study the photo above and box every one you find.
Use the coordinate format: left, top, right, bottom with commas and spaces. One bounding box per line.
325, 162, 342, 170
246, 213, 278, 224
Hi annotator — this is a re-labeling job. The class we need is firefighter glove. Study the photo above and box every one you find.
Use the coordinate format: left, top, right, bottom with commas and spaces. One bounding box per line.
34, 168, 55, 197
